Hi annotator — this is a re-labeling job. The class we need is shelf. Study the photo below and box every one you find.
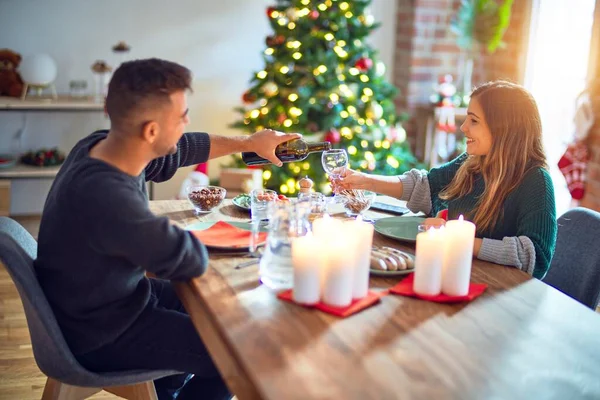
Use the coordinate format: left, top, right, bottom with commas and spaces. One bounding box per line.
0, 96, 104, 112
0, 164, 61, 179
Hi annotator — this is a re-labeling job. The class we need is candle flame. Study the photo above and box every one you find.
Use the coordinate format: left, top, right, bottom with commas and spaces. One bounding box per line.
356, 215, 363, 223
458, 215, 464, 221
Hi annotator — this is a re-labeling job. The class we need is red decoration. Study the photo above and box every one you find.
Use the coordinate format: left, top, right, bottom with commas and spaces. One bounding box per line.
267, 7, 277, 18
277, 114, 287, 124
309, 10, 319, 19
323, 128, 341, 144
558, 141, 589, 200
355, 57, 373, 72
242, 91, 256, 104
266, 35, 286, 47
195, 163, 208, 174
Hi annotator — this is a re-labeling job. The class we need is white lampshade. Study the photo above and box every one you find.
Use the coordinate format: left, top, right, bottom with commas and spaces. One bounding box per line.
19, 54, 58, 86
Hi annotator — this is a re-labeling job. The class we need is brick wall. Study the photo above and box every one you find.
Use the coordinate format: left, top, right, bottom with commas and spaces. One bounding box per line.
393, 0, 527, 135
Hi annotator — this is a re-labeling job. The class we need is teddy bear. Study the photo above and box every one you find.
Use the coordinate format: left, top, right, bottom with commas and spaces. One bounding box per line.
0, 49, 24, 98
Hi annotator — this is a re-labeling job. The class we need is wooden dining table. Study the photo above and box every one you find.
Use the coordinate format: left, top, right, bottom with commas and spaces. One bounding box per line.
150, 198, 600, 400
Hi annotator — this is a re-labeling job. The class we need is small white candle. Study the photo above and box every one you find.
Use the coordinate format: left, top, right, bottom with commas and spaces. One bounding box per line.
413, 226, 445, 296
345, 216, 374, 300
442, 215, 476, 296
291, 234, 322, 305
322, 238, 354, 307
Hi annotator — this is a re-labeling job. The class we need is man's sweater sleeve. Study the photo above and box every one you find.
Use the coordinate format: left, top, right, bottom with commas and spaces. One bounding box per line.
145, 132, 212, 183
72, 173, 209, 280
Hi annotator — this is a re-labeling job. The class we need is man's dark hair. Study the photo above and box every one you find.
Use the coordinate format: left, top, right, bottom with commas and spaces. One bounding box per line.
105, 58, 192, 128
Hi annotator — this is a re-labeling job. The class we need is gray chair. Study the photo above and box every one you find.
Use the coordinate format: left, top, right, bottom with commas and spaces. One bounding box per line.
0, 217, 179, 399
544, 207, 600, 309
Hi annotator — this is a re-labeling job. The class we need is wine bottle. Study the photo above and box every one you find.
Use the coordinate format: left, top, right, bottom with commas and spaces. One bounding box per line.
242, 139, 332, 166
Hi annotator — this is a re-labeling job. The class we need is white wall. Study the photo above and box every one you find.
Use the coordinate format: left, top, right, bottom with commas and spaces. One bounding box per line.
0, 0, 396, 214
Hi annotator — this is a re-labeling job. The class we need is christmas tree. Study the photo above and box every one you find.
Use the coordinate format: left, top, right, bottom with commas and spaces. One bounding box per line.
229, 0, 423, 195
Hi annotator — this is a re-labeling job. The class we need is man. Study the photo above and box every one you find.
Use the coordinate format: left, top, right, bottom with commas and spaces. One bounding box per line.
34, 58, 299, 399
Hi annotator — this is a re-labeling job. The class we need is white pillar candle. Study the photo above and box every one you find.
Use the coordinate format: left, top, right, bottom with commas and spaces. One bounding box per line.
311, 214, 343, 237
322, 238, 354, 307
442, 215, 476, 296
413, 226, 445, 296
311, 214, 344, 289
344, 216, 374, 300
291, 234, 323, 305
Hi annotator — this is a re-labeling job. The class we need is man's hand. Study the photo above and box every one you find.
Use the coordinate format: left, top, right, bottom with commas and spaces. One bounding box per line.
246, 129, 302, 167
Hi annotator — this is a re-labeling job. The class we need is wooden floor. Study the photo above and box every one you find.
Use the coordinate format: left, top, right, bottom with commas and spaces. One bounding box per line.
0, 216, 119, 399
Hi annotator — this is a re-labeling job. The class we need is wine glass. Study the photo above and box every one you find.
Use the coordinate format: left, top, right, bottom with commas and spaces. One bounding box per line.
321, 149, 348, 200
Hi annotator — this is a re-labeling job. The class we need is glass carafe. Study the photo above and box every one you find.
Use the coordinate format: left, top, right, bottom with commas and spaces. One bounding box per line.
259, 200, 311, 290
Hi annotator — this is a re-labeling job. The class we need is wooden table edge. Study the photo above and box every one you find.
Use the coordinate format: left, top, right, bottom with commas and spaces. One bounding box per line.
174, 279, 263, 400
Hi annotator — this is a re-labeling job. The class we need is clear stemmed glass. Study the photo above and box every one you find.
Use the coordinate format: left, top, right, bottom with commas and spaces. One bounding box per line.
321, 149, 348, 200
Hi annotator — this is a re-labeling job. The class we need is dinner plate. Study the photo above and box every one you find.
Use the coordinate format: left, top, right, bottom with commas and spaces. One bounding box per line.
184, 220, 267, 250
232, 194, 251, 211
374, 216, 426, 243
370, 249, 415, 277
370, 268, 414, 277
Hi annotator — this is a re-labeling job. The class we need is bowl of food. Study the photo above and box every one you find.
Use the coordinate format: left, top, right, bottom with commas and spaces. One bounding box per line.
186, 185, 226, 214
339, 190, 377, 216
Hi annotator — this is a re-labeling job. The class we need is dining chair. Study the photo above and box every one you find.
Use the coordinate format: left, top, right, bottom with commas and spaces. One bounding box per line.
0, 217, 179, 399
544, 207, 600, 309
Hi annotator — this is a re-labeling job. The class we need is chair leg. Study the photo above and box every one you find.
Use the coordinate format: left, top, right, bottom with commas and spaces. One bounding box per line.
41, 377, 101, 400
104, 381, 158, 400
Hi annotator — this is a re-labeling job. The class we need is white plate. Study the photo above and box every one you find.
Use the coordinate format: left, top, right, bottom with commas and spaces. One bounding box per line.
370, 249, 415, 276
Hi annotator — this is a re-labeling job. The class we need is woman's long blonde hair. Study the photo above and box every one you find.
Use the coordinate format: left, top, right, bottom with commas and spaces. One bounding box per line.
439, 81, 547, 233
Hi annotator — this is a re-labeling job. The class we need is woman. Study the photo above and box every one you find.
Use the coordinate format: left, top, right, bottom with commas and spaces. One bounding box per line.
333, 81, 557, 279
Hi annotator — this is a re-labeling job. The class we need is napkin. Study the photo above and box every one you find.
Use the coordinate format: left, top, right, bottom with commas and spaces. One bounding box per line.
389, 273, 487, 303
277, 290, 385, 317
191, 221, 267, 248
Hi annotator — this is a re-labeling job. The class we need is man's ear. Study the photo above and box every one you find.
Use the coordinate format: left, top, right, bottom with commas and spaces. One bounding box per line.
141, 121, 160, 144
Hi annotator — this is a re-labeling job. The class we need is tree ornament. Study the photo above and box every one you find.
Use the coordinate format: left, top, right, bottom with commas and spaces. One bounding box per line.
286, 7, 301, 21
267, 7, 277, 18
242, 91, 257, 104
387, 123, 407, 143
266, 35, 286, 47
323, 128, 341, 144
309, 10, 319, 20
277, 113, 287, 124
375, 61, 386, 77
262, 82, 278, 97
366, 101, 384, 120
359, 12, 374, 26
355, 57, 373, 72
266, 36, 277, 47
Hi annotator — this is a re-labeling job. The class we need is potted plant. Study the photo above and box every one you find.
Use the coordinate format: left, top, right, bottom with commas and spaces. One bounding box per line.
451, 0, 515, 96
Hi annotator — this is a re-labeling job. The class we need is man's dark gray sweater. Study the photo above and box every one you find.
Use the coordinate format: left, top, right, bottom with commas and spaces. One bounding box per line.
34, 130, 212, 355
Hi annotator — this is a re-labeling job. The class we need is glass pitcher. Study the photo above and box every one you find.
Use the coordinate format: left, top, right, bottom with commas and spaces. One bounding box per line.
259, 200, 311, 290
